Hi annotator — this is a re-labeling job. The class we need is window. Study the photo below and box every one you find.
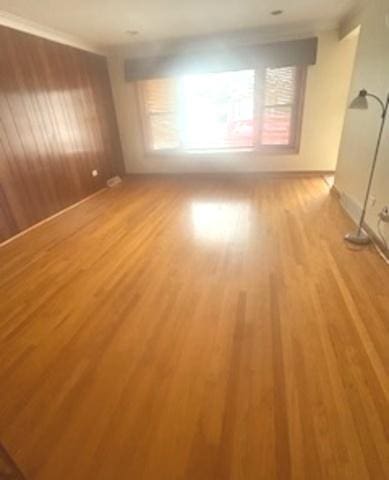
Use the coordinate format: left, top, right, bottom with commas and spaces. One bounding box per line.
260, 67, 303, 148
138, 65, 306, 153
140, 78, 180, 150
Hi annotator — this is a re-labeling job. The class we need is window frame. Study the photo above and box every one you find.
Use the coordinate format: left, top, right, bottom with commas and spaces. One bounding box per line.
137, 65, 307, 156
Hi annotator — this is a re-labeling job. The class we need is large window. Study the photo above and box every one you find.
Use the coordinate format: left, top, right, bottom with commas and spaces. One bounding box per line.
138, 65, 306, 153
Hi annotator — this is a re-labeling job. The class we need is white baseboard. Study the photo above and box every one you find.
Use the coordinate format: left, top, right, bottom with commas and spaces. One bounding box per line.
0, 188, 108, 248
339, 189, 363, 224
333, 184, 389, 258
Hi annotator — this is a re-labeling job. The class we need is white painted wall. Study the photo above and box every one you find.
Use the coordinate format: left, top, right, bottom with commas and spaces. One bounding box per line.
108, 30, 358, 174
335, 0, 389, 244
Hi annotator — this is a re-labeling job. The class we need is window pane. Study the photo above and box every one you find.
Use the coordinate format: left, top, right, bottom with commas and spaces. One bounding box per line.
264, 67, 296, 106
150, 114, 180, 150
181, 70, 255, 150
261, 106, 292, 145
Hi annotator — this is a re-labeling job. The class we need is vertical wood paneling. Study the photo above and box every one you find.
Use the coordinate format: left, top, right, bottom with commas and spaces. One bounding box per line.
0, 25, 124, 242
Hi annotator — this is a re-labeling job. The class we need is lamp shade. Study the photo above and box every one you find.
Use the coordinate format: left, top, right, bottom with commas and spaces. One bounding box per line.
349, 90, 369, 109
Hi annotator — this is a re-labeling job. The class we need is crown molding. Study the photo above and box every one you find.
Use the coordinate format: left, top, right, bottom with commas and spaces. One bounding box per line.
0, 10, 106, 55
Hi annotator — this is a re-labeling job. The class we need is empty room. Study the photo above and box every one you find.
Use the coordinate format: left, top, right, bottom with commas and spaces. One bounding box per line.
0, 0, 388, 478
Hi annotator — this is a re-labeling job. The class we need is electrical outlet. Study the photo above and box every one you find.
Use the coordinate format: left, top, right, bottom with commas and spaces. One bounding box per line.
379, 206, 389, 223
92, 169, 99, 177
370, 195, 377, 207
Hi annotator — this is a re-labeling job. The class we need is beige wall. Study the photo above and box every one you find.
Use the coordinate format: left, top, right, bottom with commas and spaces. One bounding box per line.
335, 0, 389, 243
108, 29, 358, 174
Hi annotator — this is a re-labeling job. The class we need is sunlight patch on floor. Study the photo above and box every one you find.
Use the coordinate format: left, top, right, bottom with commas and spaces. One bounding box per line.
190, 201, 251, 243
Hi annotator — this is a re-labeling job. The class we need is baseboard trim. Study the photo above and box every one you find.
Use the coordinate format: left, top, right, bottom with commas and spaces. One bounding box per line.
125, 170, 335, 179
0, 188, 108, 248
330, 184, 341, 199
333, 184, 389, 259
362, 223, 389, 259
0, 173, 336, 247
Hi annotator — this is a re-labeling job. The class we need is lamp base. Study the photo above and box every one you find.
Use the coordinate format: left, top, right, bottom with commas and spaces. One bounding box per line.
345, 230, 371, 246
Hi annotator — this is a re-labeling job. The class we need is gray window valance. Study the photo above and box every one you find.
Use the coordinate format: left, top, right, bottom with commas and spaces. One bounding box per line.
124, 37, 318, 81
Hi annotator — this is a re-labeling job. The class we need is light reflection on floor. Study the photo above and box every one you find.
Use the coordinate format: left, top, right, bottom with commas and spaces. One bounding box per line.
190, 201, 251, 243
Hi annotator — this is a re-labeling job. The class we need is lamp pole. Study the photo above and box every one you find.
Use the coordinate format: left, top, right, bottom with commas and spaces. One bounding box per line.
345, 90, 389, 246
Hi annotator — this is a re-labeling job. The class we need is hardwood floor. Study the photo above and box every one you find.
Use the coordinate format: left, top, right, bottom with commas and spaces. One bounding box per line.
0, 176, 388, 480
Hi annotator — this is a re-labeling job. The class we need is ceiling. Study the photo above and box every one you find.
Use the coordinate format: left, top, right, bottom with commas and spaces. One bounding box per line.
0, 0, 360, 48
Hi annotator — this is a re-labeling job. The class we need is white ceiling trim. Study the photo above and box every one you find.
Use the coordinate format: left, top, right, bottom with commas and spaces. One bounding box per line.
0, 9, 105, 55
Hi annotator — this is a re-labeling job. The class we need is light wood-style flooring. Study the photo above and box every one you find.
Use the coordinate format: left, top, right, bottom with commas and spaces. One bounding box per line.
0, 176, 388, 480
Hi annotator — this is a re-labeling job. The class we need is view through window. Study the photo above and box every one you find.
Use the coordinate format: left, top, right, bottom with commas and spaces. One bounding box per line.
181, 70, 255, 150
139, 65, 305, 153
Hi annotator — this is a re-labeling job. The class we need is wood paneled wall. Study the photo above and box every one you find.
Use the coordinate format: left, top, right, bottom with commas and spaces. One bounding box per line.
0, 25, 124, 242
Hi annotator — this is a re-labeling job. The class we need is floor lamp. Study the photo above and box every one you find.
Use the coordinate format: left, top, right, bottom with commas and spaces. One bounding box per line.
345, 89, 389, 246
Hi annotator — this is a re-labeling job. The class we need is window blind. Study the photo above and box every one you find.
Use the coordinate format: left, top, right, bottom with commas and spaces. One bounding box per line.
261, 66, 297, 146
140, 78, 180, 150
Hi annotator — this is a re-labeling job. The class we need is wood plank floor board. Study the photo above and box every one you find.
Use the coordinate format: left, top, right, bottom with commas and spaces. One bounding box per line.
0, 176, 388, 479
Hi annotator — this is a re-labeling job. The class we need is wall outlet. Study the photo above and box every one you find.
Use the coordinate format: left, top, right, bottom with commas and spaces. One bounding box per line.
370, 195, 377, 207
92, 169, 99, 177
379, 206, 389, 223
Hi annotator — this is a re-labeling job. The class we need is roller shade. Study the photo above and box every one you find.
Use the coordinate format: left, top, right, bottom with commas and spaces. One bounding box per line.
125, 37, 318, 81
